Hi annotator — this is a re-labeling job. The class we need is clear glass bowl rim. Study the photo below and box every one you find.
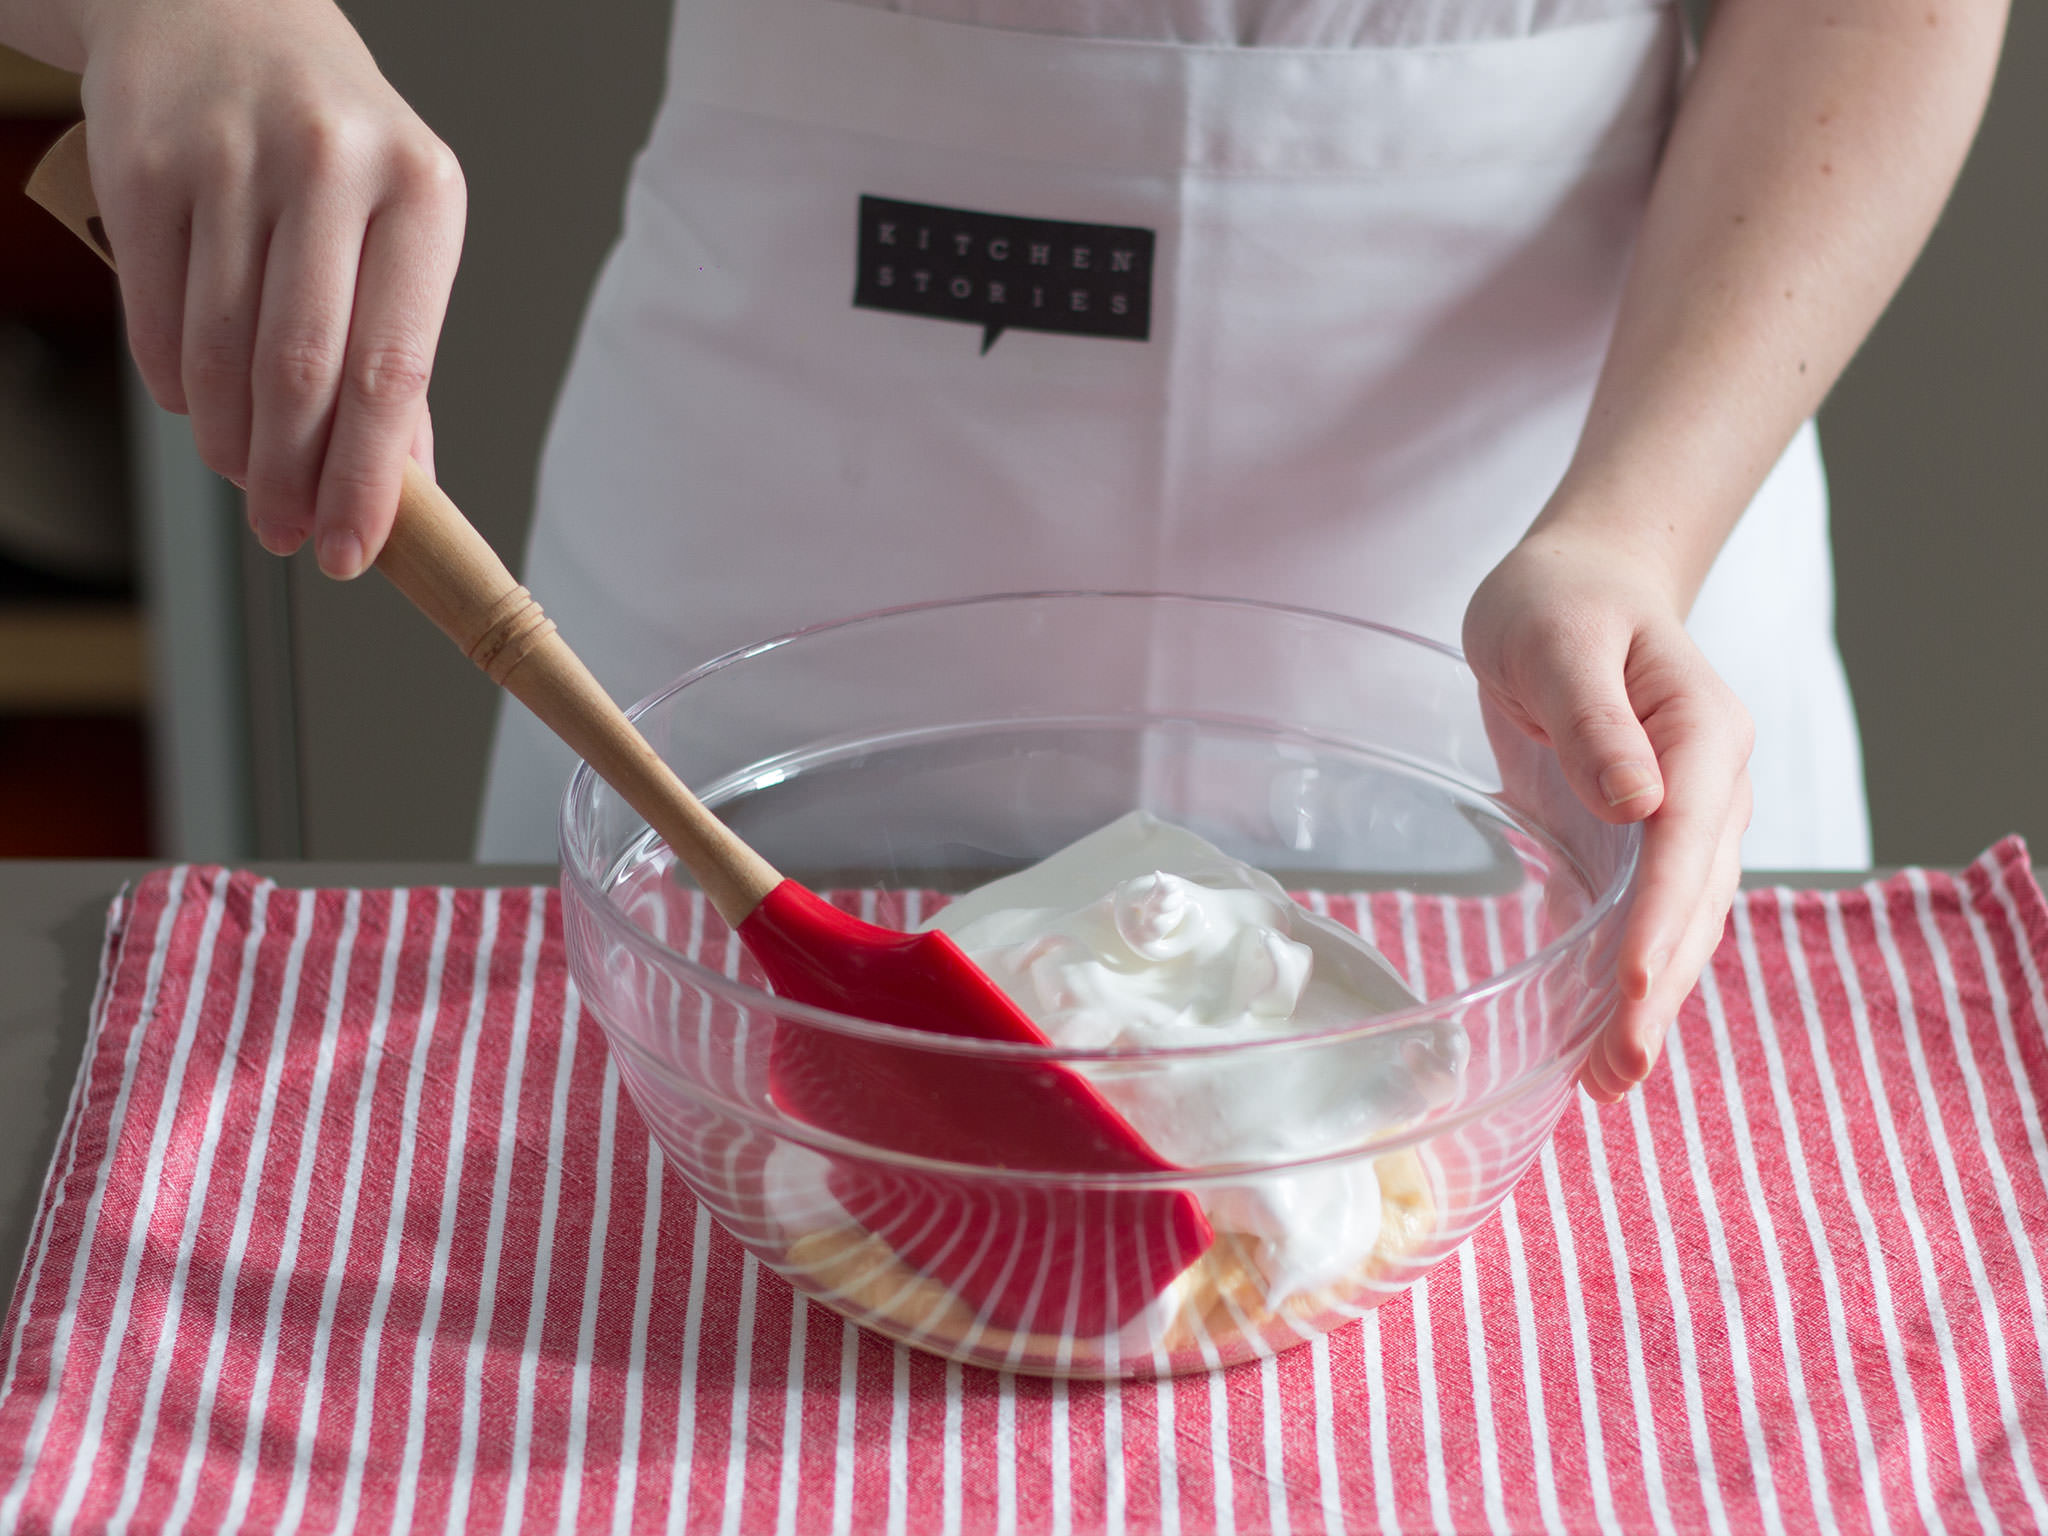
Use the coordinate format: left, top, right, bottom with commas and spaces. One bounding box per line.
557, 589, 1642, 1066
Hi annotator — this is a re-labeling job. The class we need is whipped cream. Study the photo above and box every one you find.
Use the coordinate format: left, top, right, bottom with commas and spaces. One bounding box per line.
927, 811, 1466, 1298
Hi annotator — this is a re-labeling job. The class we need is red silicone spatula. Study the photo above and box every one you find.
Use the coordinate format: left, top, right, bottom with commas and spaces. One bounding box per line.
753, 888, 1213, 1334
29, 123, 1211, 1335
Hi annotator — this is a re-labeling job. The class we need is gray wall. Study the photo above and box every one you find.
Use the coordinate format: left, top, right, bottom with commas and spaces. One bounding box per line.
1822, 0, 2047, 865
290, 0, 2045, 865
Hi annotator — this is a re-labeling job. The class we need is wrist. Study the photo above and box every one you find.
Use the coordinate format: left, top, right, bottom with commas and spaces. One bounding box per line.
1520, 467, 1728, 616
1506, 510, 1693, 621
65, 0, 163, 61
75, 0, 312, 63
0, 0, 94, 68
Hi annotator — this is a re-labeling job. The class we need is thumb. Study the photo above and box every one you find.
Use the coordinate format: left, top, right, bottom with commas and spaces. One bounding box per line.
1526, 663, 1665, 825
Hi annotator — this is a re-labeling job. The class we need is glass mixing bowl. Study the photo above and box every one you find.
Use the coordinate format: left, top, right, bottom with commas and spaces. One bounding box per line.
560, 592, 1638, 1379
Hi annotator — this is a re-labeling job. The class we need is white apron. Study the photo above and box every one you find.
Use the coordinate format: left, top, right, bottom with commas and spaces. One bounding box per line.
476, 0, 1871, 869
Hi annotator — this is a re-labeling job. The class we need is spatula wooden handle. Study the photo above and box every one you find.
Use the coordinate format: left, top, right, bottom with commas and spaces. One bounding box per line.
27, 121, 781, 923
382, 463, 780, 917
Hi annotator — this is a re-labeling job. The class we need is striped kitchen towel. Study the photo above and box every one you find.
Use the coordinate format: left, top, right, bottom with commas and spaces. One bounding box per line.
1, 842, 2046, 1534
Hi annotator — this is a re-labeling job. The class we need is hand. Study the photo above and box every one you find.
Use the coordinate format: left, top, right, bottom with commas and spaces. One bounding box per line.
1463, 526, 1752, 1103
76, 0, 464, 576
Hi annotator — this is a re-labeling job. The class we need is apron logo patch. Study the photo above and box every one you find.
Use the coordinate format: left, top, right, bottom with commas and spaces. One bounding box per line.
854, 195, 1154, 355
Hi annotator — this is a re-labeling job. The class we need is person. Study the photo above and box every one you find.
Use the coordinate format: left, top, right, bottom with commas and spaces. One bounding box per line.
0, 0, 2009, 1102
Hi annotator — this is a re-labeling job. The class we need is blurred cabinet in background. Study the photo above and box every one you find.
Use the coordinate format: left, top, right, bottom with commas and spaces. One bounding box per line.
0, 53, 148, 856
0, 47, 295, 859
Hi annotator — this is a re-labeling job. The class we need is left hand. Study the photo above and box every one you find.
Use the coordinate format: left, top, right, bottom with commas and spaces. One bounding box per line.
1463, 525, 1753, 1102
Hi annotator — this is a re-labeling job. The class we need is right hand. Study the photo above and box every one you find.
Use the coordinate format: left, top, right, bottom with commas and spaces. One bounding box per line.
1465, 523, 1754, 1104
78, 0, 465, 577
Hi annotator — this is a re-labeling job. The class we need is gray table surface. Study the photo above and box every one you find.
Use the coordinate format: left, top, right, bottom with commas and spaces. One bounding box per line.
0, 857, 2024, 1300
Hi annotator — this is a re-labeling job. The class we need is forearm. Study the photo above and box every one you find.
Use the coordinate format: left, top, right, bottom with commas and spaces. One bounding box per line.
1533, 0, 2008, 608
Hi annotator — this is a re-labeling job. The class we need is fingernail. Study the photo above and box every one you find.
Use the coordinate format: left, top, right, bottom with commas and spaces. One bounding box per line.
253, 520, 300, 556
318, 529, 365, 579
1631, 944, 1671, 1002
226, 474, 248, 492
1599, 761, 1658, 807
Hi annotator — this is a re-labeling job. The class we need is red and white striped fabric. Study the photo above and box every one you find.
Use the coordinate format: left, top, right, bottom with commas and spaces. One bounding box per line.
3, 842, 2047, 1534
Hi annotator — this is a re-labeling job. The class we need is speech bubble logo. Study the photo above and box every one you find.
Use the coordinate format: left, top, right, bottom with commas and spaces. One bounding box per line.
853, 196, 1154, 355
